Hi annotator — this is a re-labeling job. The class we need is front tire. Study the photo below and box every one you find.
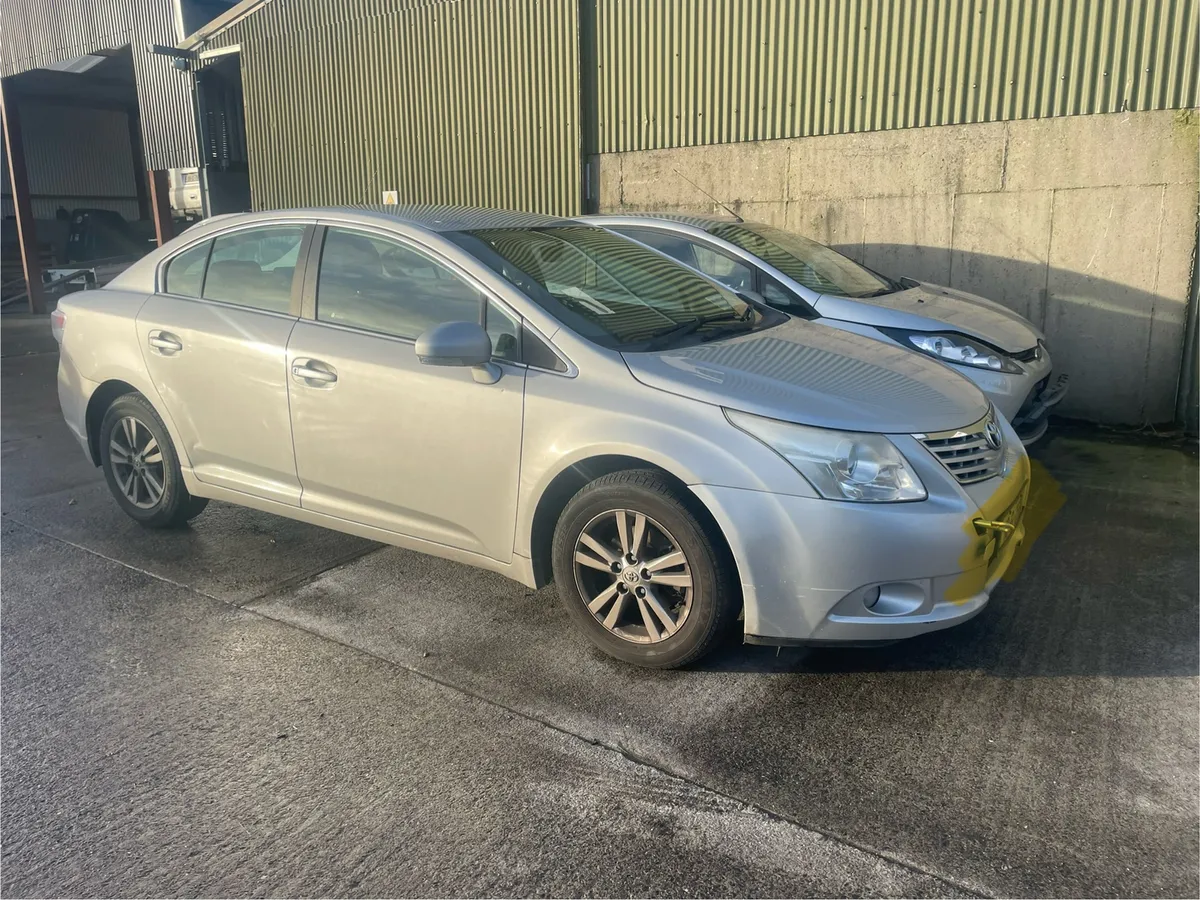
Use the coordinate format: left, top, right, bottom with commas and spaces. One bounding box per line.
551, 470, 739, 668
98, 393, 208, 528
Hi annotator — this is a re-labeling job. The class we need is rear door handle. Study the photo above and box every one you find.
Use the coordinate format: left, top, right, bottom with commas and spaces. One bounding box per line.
291, 359, 338, 385
147, 330, 183, 354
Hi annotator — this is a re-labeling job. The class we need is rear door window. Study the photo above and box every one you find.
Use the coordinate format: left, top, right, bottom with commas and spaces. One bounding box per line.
202, 226, 305, 314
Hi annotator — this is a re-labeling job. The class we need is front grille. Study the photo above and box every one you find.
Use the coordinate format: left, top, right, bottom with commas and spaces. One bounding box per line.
917, 410, 1005, 484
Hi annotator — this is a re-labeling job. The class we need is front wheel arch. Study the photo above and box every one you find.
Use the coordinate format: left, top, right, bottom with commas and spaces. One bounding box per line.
528, 454, 740, 593
551, 468, 742, 667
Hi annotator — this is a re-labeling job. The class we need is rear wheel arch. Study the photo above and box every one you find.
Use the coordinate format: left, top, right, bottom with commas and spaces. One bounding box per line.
527, 454, 739, 591
97, 392, 208, 528
85, 380, 139, 466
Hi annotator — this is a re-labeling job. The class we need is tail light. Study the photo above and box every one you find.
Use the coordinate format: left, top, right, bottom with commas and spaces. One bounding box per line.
50, 308, 65, 343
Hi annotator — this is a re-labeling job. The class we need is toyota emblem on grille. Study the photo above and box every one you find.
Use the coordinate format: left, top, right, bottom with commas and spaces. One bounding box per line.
984, 420, 1003, 450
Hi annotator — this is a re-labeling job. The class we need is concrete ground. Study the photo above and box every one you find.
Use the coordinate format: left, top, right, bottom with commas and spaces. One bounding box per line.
2, 314, 1197, 898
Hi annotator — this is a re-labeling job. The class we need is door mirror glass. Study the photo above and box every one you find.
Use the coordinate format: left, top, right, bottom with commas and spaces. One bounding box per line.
415, 321, 493, 367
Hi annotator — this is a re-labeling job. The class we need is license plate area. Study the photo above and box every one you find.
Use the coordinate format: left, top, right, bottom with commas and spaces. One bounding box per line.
986, 489, 1029, 575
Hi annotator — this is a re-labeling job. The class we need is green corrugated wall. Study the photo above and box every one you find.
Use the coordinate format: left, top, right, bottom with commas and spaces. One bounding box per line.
205, 0, 1198, 212
596, 0, 1200, 152
215, 0, 582, 214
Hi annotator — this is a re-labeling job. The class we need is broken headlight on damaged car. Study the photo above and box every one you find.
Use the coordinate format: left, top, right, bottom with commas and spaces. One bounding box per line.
725, 410, 927, 502
880, 328, 1023, 374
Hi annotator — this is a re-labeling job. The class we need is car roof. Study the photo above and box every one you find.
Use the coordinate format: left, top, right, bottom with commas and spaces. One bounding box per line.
211, 204, 573, 233
580, 212, 742, 231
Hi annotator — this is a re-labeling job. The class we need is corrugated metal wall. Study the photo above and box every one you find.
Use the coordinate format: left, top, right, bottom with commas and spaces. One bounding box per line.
596, 0, 1200, 152
0, 0, 198, 168
10, 102, 140, 211
213, 0, 582, 214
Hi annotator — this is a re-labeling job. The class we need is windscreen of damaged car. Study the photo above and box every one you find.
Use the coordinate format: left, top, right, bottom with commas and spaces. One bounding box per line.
447, 226, 777, 350
709, 222, 897, 299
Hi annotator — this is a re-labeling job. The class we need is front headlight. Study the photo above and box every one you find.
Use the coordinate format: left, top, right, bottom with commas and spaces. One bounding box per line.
726, 410, 927, 502
880, 329, 1023, 374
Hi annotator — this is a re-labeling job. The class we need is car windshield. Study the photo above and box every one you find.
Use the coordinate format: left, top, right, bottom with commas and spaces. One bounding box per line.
447, 225, 772, 350
708, 222, 897, 298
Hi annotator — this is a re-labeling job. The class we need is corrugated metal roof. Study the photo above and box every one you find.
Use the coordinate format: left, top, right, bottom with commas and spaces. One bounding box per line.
180, 0, 277, 49
596, 0, 1200, 152
206, 0, 583, 215
0, 0, 199, 168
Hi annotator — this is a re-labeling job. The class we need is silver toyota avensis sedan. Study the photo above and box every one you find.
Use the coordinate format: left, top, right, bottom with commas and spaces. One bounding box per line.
584, 214, 1068, 444
54, 205, 1031, 668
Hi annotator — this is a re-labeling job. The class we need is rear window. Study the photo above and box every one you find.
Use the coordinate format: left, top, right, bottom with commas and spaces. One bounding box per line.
163, 240, 211, 297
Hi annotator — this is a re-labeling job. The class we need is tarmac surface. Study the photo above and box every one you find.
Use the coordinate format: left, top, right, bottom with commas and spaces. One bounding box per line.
2, 314, 1196, 897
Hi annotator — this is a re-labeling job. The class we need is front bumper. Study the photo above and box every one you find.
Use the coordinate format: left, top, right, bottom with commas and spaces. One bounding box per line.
692, 454, 1030, 645
949, 348, 1067, 446
1012, 373, 1069, 444
950, 352, 1051, 423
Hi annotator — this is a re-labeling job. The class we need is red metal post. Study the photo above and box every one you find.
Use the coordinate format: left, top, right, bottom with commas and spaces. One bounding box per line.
0, 79, 45, 314
147, 169, 174, 246
127, 110, 151, 222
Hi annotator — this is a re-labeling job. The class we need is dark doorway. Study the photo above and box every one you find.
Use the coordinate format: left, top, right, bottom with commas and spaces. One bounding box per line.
196, 53, 250, 214
1, 48, 160, 307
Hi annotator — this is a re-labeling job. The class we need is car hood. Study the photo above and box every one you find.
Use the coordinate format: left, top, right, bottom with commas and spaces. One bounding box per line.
814, 282, 1042, 353
621, 319, 989, 434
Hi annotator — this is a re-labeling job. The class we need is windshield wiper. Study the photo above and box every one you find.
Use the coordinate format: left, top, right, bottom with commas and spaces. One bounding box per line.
698, 320, 757, 343
641, 311, 750, 350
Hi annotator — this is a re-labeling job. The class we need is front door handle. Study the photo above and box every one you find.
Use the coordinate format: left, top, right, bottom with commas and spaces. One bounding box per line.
147, 330, 183, 354
291, 359, 338, 385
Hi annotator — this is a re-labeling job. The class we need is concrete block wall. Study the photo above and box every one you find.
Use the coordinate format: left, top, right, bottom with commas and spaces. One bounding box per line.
596, 109, 1199, 425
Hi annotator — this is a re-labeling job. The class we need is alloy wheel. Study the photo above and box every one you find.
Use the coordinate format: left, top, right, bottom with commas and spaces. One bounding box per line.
108, 416, 165, 509
572, 509, 694, 643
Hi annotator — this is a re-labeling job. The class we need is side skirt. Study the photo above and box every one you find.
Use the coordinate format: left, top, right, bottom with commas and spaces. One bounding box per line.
181, 470, 538, 589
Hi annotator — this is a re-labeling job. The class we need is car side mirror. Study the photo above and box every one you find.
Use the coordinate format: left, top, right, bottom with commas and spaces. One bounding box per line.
414, 320, 501, 384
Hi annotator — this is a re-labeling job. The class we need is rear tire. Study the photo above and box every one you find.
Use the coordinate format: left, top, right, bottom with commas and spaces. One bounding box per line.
98, 393, 209, 528
551, 469, 739, 668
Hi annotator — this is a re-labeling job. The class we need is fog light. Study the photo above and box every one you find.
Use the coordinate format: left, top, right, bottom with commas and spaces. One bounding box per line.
863, 586, 881, 609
